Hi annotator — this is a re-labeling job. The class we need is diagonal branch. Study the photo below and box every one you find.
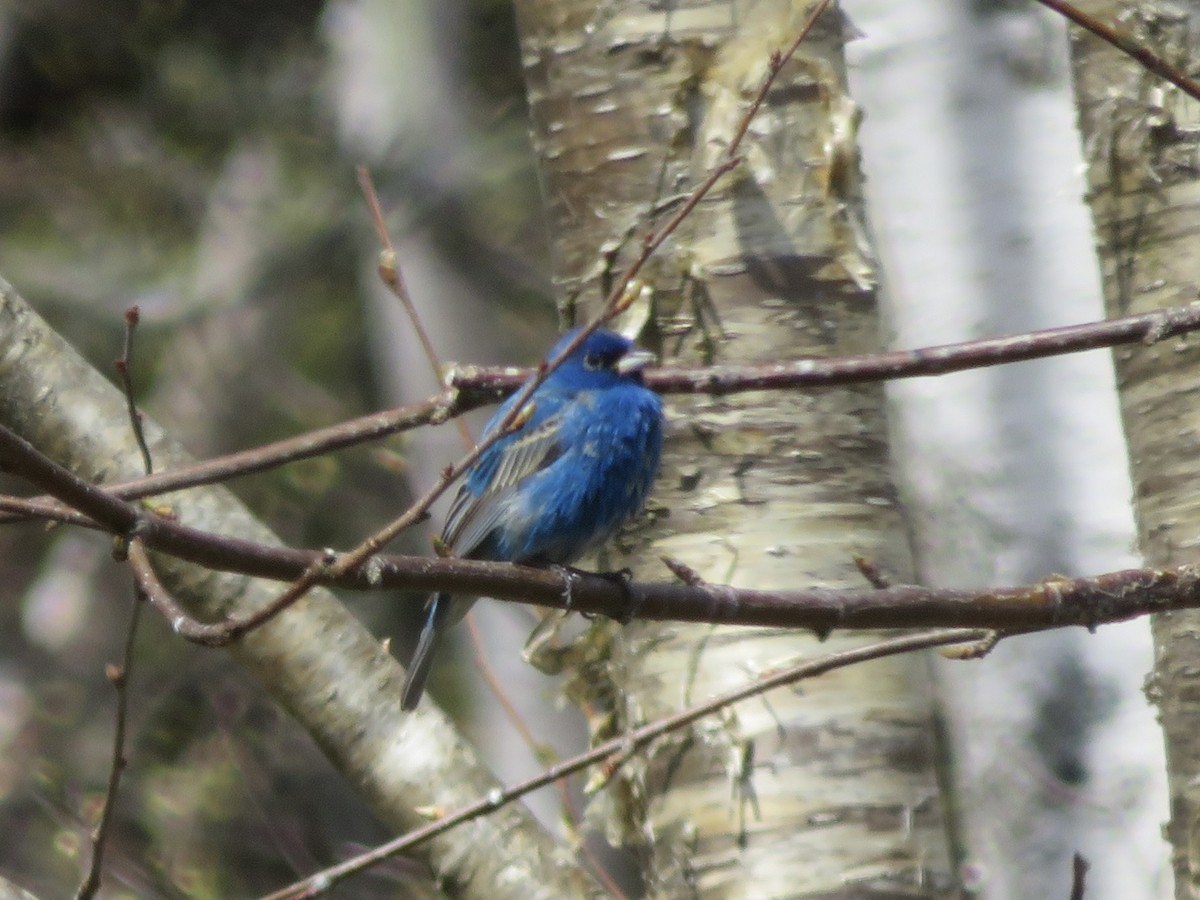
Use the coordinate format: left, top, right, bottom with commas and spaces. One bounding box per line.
261, 626, 989, 899
1036, 0, 1200, 101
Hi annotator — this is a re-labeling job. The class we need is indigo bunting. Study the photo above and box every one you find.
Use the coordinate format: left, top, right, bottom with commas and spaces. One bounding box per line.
400, 327, 664, 711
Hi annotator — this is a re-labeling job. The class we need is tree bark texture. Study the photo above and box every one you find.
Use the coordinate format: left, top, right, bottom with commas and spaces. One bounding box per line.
1067, 2, 1200, 896
515, 1, 952, 896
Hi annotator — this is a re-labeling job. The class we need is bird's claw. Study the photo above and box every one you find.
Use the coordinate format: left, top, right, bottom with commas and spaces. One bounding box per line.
594, 566, 633, 586
554, 565, 638, 621
555, 565, 582, 613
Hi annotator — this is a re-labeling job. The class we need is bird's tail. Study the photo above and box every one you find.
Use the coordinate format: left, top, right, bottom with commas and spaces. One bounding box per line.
401, 593, 450, 711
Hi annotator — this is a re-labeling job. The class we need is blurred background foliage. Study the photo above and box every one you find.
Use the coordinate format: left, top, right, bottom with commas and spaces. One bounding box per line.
0, 0, 554, 895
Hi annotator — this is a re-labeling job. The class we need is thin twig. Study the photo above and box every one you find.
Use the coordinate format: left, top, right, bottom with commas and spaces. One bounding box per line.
0, 392, 469, 525
358, 166, 552, 772
211, 152, 745, 639
360, 170, 599, 866
594, 157, 742, 329
8, 425, 1200, 640
126, 539, 238, 646
258, 627, 989, 899
74, 585, 144, 899
726, 0, 833, 159
464, 605, 620, 892
356, 166, 473, 448
113, 306, 152, 476
6, 298, 1194, 530
1069, 852, 1089, 900
457, 300, 1200, 397
74, 309, 157, 898
208, 411, 533, 640
853, 555, 891, 590
1036, 0, 1200, 102
358, 167, 592, 852
940, 630, 1003, 661
0, 495, 100, 529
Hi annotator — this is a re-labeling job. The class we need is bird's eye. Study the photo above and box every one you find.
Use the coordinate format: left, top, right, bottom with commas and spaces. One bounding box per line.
583, 353, 605, 370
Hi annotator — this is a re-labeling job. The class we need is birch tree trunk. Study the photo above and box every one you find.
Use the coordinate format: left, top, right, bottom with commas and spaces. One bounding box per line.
516, 1, 952, 894
1068, 3, 1200, 896
848, 2, 1169, 896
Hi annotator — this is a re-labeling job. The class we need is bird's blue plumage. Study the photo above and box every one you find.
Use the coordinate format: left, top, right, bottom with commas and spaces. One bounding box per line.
401, 328, 664, 710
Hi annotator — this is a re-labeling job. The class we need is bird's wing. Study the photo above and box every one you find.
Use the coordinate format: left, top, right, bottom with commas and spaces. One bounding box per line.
442, 406, 567, 557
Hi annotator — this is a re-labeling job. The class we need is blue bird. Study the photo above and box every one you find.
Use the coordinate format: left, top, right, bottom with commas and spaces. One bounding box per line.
401, 328, 664, 711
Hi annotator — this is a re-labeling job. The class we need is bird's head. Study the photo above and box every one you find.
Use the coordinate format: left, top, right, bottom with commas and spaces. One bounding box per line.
546, 327, 657, 390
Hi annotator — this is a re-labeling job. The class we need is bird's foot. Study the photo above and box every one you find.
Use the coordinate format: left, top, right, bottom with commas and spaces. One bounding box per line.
553, 566, 637, 620
555, 565, 582, 613
591, 565, 633, 586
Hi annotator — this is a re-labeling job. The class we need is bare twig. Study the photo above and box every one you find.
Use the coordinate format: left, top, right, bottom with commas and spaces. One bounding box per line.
0, 392, 470, 525
212, 409, 535, 639
1069, 851, 1089, 900
356, 167, 442, 378
126, 538, 238, 646
1036, 0, 1200, 102
853, 555, 890, 590
356, 165, 472, 448
345, 215, 593, 858
939, 630, 1003, 661
113, 306, 153, 476
221, 140, 740, 638
0, 426, 145, 536
0, 495, 100, 529
661, 555, 707, 586
75, 301, 158, 898
74, 583, 144, 899
6, 423, 1200, 640
461, 611, 583, 798
5, 299, 1195, 531
457, 300, 1200, 397
726, 0, 834, 158
258, 627, 988, 900
358, 168, 587, 863
594, 157, 742, 331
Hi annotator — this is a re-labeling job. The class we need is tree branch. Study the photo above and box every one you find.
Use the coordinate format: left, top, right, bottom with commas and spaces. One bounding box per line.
2, 419, 1196, 638
0, 274, 602, 899
458, 299, 1200, 396
261, 626, 988, 899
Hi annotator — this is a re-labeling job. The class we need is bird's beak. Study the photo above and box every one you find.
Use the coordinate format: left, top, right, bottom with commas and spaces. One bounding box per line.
616, 348, 656, 376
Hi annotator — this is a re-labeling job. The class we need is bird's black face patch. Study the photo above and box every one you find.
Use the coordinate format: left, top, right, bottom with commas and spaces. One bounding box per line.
583, 347, 625, 371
